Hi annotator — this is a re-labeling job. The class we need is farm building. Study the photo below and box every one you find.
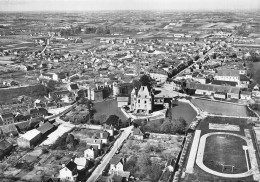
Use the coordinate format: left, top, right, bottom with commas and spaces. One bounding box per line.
17, 129, 41, 148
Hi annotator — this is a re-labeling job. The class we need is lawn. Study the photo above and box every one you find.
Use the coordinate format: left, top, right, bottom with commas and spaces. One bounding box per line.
191, 98, 248, 117
171, 101, 197, 124
94, 99, 128, 123
204, 134, 248, 174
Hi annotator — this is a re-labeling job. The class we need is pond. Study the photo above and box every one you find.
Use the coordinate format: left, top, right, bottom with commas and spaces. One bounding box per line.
171, 101, 197, 124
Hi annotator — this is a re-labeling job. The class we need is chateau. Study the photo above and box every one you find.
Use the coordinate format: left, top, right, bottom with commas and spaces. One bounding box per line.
130, 86, 153, 114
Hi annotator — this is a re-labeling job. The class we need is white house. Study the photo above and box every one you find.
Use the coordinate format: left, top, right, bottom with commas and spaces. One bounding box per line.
84, 145, 99, 159
109, 157, 125, 174
130, 86, 153, 114
40, 72, 59, 81
132, 127, 144, 140
74, 157, 88, 170
59, 161, 78, 182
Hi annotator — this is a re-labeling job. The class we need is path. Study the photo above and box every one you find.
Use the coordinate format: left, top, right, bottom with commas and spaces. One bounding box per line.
86, 125, 133, 182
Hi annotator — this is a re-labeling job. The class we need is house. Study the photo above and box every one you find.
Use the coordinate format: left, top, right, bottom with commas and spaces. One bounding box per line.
109, 157, 125, 174
84, 145, 99, 159
29, 108, 48, 118
14, 114, 31, 123
239, 75, 250, 88
17, 129, 41, 148
240, 91, 252, 100
67, 83, 79, 93
86, 139, 102, 149
130, 86, 153, 114
214, 69, 240, 82
0, 112, 14, 126
74, 157, 88, 170
187, 82, 240, 99
132, 127, 144, 140
103, 124, 114, 136
40, 72, 59, 81
87, 86, 104, 102
117, 96, 129, 108
87, 131, 109, 144
59, 160, 78, 182
50, 90, 75, 103
213, 92, 227, 99
0, 139, 13, 159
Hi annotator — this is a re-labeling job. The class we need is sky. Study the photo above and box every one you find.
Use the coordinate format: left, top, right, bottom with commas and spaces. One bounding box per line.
0, 0, 259, 12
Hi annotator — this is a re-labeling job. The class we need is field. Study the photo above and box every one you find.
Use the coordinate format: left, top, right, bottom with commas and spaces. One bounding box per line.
0, 84, 48, 104
94, 99, 128, 123
110, 135, 183, 182
171, 101, 197, 124
204, 134, 248, 173
191, 98, 248, 117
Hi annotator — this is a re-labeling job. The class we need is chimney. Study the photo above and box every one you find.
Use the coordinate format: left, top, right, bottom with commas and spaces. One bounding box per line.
100, 132, 103, 138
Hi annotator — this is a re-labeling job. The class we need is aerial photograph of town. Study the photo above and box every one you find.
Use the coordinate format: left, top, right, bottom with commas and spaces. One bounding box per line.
0, 0, 260, 181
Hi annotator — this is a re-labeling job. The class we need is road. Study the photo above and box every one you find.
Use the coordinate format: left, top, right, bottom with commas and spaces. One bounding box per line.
87, 125, 134, 182
45, 103, 76, 120
176, 45, 219, 77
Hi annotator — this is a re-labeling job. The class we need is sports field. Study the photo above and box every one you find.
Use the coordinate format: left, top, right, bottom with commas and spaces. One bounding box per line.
204, 134, 248, 174
191, 99, 248, 117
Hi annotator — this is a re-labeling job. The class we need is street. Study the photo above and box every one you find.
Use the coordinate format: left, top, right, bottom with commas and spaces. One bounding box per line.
86, 125, 134, 182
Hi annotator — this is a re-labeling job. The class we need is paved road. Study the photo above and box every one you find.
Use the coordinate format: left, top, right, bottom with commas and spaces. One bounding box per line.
87, 125, 134, 182
176, 45, 219, 77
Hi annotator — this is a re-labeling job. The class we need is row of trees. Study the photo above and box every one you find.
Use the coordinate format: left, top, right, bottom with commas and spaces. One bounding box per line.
140, 117, 187, 135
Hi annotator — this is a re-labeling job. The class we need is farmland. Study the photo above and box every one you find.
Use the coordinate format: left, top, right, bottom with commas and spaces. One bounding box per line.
0, 84, 48, 104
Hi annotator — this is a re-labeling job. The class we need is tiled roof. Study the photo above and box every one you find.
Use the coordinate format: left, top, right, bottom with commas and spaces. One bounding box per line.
110, 156, 122, 165
187, 82, 240, 94
216, 69, 240, 77
37, 122, 54, 134
65, 160, 77, 171
132, 127, 144, 136
212, 80, 237, 87
0, 139, 12, 151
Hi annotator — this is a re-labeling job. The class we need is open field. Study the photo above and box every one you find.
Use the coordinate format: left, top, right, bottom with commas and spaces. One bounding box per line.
94, 99, 128, 123
171, 101, 197, 124
0, 84, 48, 104
191, 98, 248, 117
204, 134, 248, 173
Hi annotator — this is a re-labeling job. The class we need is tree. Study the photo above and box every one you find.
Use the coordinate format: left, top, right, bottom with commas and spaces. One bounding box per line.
139, 74, 152, 89
132, 79, 141, 90
46, 80, 57, 92
147, 163, 163, 182
106, 115, 120, 129
66, 134, 75, 144
160, 118, 174, 134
